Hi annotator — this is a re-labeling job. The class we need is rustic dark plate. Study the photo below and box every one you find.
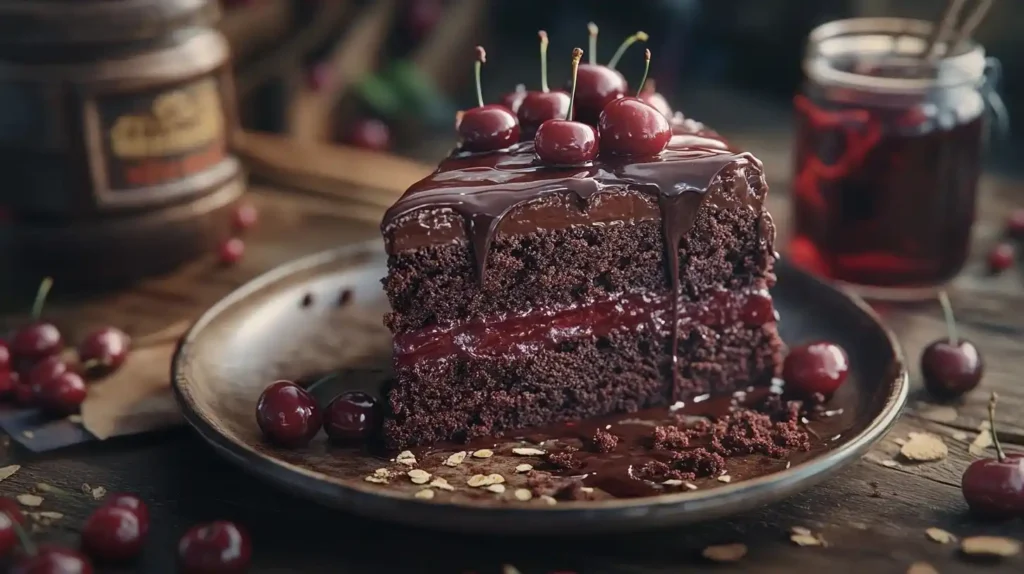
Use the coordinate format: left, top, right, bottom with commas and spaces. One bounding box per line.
172, 240, 908, 535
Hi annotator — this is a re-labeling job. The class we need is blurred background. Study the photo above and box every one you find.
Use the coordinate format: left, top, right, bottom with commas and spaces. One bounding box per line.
224, 0, 1021, 171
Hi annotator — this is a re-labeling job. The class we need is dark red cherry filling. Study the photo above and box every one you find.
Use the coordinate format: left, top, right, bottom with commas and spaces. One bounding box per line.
598, 97, 671, 157
781, 341, 850, 397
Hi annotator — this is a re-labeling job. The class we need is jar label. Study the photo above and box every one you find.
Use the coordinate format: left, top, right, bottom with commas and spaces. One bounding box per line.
100, 77, 226, 190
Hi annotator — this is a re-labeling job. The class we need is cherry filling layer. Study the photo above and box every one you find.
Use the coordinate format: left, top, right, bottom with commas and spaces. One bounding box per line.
393, 288, 775, 366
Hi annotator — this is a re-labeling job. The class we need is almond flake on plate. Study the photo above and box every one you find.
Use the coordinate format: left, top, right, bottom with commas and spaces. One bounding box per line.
428, 478, 455, 491
702, 543, 747, 563
514, 489, 532, 501
502, 565, 522, 574
925, 527, 955, 544
881, 460, 900, 468
486, 484, 506, 494
951, 430, 968, 441
67, 414, 83, 424
414, 489, 435, 500
684, 482, 698, 491
900, 432, 948, 462
512, 447, 545, 456
395, 451, 417, 466
790, 526, 812, 536
515, 463, 533, 473
29, 511, 63, 520
791, 532, 826, 547
717, 475, 732, 483
0, 465, 20, 482
539, 495, 557, 505
662, 479, 683, 486
472, 449, 494, 459
408, 469, 431, 484
16, 494, 42, 507
91, 487, 107, 500
907, 562, 939, 574
960, 536, 1021, 557
364, 476, 388, 484
468, 474, 502, 488
443, 451, 467, 467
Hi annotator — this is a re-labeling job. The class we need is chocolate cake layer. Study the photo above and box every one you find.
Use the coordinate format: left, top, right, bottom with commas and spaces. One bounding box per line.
384, 199, 774, 332
382, 317, 783, 450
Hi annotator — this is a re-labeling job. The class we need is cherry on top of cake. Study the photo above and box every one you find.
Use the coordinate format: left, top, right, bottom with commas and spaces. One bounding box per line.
516, 31, 570, 138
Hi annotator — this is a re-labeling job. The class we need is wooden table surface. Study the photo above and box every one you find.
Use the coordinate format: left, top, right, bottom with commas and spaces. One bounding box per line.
0, 129, 1022, 574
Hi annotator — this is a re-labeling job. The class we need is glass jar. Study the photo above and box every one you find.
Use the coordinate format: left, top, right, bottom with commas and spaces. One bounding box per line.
788, 17, 1006, 300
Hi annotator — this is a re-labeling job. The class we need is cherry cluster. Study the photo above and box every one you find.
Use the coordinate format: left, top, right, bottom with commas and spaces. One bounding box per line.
218, 203, 259, 267
456, 23, 677, 165
0, 492, 251, 573
0, 279, 130, 417
257, 381, 380, 448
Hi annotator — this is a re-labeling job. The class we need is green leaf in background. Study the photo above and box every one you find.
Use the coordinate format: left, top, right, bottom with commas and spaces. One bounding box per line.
354, 74, 405, 121
385, 60, 458, 128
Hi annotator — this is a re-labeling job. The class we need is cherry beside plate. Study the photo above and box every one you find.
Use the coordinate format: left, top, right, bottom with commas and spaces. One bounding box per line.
171, 240, 908, 535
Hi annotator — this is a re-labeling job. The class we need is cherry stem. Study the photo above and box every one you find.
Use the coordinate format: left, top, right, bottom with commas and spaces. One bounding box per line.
473, 46, 486, 108
636, 49, 652, 96
937, 291, 958, 346
587, 22, 598, 64
607, 31, 648, 70
7, 515, 36, 556
567, 48, 583, 121
538, 31, 549, 93
989, 392, 1006, 462
30, 277, 53, 321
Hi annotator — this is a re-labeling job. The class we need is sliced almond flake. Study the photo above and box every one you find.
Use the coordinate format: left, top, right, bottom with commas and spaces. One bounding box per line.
487, 473, 505, 484
580, 486, 594, 494
513, 489, 532, 501
395, 451, 417, 466
785, 461, 791, 469
662, 479, 683, 486
539, 495, 557, 505
907, 562, 939, 574
0, 465, 20, 482
486, 484, 506, 494
960, 536, 1021, 557
925, 527, 956, 544
969, 422, 993, 456
31, 511, 63, 520
364, 476, 388, 484
35, 483, 59, 494
702, 543, 748, 563
881, 460, 900, 468
443, 451, 467, 467
67, 415, 83, 424
91, 487, 107, 500
408, 469, 431, 485
717, 475, 732, 483
16, 494, 42, 507
684, 482, 698, 491
952, 430, 969, 441
428, 478, 455, 492
80, 483, 92, 495
791, 533, 825, 547
467, 474, 497, 488
414, 489, 435, 500
900, 432, 948, 462
893, 438, 907, 446
472, 449, 494, 459
791, 526, 812, 536
22, 431, 34, 439
515, 463, 533, 473
512, 447, 545, 456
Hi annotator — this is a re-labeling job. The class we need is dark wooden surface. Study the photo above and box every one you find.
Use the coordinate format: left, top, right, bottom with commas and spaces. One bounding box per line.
0, 126, 1023, 573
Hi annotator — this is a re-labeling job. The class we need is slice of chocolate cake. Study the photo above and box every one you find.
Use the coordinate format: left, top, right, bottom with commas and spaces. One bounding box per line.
379, 117, 783, 450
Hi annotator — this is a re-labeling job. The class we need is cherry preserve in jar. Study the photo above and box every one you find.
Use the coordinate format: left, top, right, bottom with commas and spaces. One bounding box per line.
789, 18, 1006, 300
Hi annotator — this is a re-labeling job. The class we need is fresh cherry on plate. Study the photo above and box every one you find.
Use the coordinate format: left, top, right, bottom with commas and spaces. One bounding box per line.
782, 341, 850, 397
323, 390, 380, 443
639, 79, 673, 119
598, 49, 671, 157
961, 393, 1024, 518
987, 242, 1014, 273
232, 203, 258, 232
34, 371, 87, 415
12, 546, 93, 574
500, 84, 527, 114
458, 47, 519, 152
571, 24, 647, 126
345, 118, 391, 152
921, 292, 983, 400
516, 31, 570, 138
178, 521, 251, 574
78, 327, 131, 377
81, 505, 147, 562
11, 278, 63, 362
218, 238, 245, 266
27, 356, 68, 388
256, 380, 322, 447
535, 47, 599, 165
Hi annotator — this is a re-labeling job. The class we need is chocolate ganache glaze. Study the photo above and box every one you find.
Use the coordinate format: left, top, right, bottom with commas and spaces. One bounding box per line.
381, 116, 774, 381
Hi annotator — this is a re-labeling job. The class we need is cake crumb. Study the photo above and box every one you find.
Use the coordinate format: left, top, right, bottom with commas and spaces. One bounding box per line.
512, 447, 545, 456
702, 543, 748, 563
545, 447, 583, 471
514, 488, 533, 501
515, 463, 533, 473
396, 451, 417, 466
590, 428, 619, 453
925, 527, 955, 544
634, 461, 693, 483
486, 483, 506, 494
652, 425, 689, 450
443, 451, 467, 467
407, 469, 431, 484
414, 489, 435, 500
960, 536, 1021, 557
472, 449, 494, 459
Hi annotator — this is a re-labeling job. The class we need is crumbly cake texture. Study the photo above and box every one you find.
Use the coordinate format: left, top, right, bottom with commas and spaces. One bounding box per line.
379, 119, 783, 450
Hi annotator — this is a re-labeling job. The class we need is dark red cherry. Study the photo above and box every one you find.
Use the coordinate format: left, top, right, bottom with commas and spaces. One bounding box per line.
218, 238, 245, 266
921, 340, 983, 400
639, 81, 673, 119
178, 521, 251, 574
458, 105, 519, 152
961, 393, 1024, 517
345, 118, 391, 152
1006, 208, 1024, 239
573, 64, 627, 126
987, 242, 1014, 272
78, 327, 131, 377
34, 371, 87, 415
0, 497, 26, 524
535, 120, 598, 165
0, 370, 17, 399
598, 97, 671, 157
0, 340, 10, 372
323, 391, 380, 443
27, 355, 68, 388
11, 323, 63, 363
500, 84, 527, 114
256, 380, 322, 447
12, 546, 93, 574
81, 506, 147, 562
517, 91, 570, 138
232, 203, 258, 232
12, 379, 34, 407
103, 494, 149, 526
782, 341, 850, 397
0, 510, 15, 557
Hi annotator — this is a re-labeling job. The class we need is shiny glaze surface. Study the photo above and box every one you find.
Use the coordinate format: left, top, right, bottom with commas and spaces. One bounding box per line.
457, 105, 520, 152
534, 120, 599, 165
571, 64, 628, 126
517, 91, 570, 138
598, 97, 672, 157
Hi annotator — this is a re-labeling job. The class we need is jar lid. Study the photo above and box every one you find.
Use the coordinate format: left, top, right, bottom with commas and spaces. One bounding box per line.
804, 17, 987, 94
0, 0, 219, 47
